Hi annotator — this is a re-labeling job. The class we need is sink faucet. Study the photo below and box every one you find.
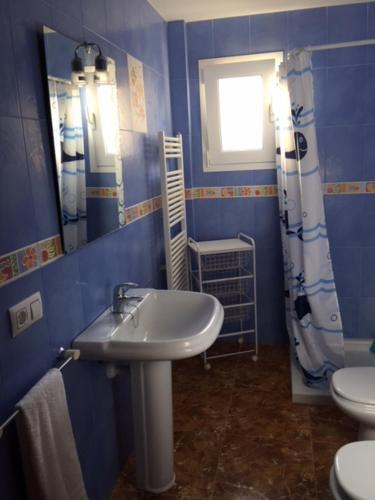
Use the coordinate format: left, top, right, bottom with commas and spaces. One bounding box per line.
112, 282, 143, 314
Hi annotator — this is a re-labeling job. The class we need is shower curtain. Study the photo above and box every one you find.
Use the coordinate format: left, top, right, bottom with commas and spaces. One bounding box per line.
49, 80, 87, 252
275, 51, 345, 388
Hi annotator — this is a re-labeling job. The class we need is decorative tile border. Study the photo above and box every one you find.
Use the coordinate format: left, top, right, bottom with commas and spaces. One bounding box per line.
2, 181, 374, 287
185, 182, 375, 199
87, 182, 375, 201
0, 196, 163, 288
86, 187, 118, 198
124, 195, 162, 224
185, 185, 278, 199
323, 181, 375, 195
0, 235, 63, 288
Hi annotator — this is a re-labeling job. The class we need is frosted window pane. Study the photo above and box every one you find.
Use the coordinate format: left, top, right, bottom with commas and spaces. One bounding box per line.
218, 75, 263, 152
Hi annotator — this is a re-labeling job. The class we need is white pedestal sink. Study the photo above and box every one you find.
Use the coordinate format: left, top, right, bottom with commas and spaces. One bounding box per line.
73, 289, 224, 493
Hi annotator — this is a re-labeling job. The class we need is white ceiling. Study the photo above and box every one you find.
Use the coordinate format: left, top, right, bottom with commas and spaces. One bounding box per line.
148, 0, 369, 22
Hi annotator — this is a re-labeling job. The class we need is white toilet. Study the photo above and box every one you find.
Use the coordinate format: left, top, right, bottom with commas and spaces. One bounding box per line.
330, 367, 375, 440
330, 441, 375, 500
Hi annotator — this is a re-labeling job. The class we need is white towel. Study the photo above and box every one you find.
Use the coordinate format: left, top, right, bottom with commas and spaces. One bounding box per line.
16, 368, 88, 500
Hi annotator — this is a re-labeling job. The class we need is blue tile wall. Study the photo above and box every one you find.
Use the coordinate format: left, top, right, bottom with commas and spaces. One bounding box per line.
167, 21, 193, 192
81, 0, 107, 36
187, 21, 214, 80
41, 253, 85, 350
367, 2, 375, 63
325, 66, 367, 126
250, 12, 287, 53
327, 3, 367, 66
323, 126, 364, 182
325, 195, 366, 247
23, 119, 61, 240
193, 198, 256, 241
338, 297, 359, 338
120, 131, 161, 206
0, 0, 171, 498
62, 361, 95, 468
362, 196, 375, 248
0, 1, 21, 118
287, 8, 327, 68
213, 16, 250, 57
256, 246, 287, 345
112, 369, 134, 462
167, 3, 375, 343
10, 0, 54, 120
51, 5, 85, 42
0, 116, 38, 254
359, 297, 375, 337
169, 78, 190, 137
331, 247, 361, 299
168, 22, 189, 81
363, 125, 375, 180
105, 0, 127, 49
287, 8, 327, 50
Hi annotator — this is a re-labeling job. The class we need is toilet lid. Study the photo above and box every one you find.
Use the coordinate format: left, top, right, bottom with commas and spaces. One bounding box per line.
332, 367, 375, 404
335, 441, 375, 500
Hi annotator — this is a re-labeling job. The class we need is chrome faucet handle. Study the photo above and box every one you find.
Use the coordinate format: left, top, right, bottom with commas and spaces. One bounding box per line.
113, 282, 140, 314
114, 282, 139, 298
122, 282, 139, 292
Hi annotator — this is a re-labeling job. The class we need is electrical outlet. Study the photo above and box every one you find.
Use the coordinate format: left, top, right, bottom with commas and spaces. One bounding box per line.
16, 307, 29, 329
9, 292, 43, 337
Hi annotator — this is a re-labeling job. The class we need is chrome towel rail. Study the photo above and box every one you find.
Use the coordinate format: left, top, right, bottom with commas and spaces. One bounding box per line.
0, 347, 81, 439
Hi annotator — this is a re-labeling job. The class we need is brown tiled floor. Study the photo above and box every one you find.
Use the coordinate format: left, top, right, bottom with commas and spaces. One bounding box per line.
110, 344, 357, 499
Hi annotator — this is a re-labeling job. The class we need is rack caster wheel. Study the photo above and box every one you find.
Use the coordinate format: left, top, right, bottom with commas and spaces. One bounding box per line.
238, 336, 244, 344
204, 363, 211, 371
252, 355, 258, 362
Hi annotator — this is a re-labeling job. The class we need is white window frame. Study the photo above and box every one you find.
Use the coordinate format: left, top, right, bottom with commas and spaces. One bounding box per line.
199, 52, 283, 172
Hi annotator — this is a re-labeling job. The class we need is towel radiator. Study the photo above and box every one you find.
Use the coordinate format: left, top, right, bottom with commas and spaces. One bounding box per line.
158, 132, 188, 290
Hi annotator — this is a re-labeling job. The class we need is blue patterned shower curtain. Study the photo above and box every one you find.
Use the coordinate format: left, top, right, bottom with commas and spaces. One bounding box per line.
275, 51, 345, 388
49, 80, 87, 252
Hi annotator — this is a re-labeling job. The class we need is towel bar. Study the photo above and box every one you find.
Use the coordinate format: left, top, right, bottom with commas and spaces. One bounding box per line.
0, 347, 81, 439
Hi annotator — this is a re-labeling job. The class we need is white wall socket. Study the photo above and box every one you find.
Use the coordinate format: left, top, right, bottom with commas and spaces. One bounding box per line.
9, 292, 43, 337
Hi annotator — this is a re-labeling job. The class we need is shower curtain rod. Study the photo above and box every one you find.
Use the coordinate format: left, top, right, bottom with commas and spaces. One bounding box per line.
289, 37, 375, 55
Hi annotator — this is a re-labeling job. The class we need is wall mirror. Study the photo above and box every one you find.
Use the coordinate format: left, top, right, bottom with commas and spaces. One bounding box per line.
42, 26, 124, 253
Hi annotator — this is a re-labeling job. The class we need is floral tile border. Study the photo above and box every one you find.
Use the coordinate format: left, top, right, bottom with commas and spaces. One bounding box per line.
185, 182, 375, 199
2, 182, 373, 287
185, 185, 278, 199
86, 182, 375, 200
125, 195, 162, 224
0, 235, 63, 287
85, 182, 375, 200
86, 187, 118, 198
0, 196, 163, 288
324, 181, 375, 195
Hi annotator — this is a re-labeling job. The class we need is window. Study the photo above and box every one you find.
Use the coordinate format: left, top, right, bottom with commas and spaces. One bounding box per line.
199, 52, 283, 171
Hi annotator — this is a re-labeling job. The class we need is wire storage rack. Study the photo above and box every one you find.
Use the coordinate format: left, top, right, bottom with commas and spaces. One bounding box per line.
188, 232, 258, 370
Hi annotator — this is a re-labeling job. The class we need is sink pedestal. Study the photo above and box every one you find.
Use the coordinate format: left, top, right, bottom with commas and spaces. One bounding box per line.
73, 289, 224, 492
130, 360, 175, 493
